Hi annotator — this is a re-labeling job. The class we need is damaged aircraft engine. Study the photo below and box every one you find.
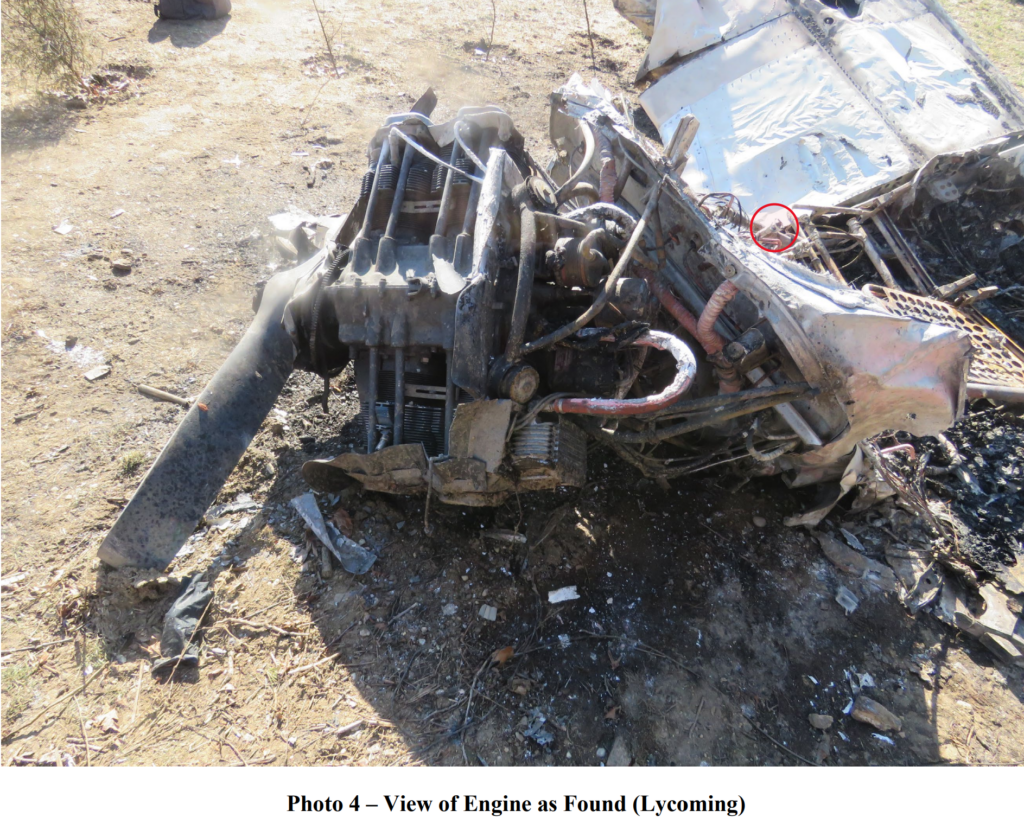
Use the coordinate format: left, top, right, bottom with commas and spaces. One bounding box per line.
98, 88, 985, 572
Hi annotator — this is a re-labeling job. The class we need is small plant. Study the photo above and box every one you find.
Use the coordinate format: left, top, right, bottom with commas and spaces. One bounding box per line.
118, 450, 147, 479
1, 666, 38, 723
1, 0, 90, 90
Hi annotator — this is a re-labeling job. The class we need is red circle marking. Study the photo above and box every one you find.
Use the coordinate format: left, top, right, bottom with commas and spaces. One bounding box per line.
749, 203, 800, 253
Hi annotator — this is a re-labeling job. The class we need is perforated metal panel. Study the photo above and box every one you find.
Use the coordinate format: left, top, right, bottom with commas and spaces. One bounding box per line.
865, 284, 1024, 390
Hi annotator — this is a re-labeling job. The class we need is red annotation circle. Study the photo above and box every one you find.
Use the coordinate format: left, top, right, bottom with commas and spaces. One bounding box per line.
749, 204, 799, 253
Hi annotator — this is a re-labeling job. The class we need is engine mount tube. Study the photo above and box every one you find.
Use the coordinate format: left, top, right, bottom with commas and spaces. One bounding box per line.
504, 205, 537, 364
540, 330, 696, 416
554, 120, 596, 205
96, 253, 322, 570
594, 127, 616, 204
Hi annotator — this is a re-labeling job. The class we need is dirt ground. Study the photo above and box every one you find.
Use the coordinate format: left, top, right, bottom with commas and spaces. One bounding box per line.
2, 0, 1022, 767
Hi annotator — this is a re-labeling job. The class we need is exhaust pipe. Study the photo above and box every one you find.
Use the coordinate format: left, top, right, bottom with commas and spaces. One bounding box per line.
97, 253, 323, 570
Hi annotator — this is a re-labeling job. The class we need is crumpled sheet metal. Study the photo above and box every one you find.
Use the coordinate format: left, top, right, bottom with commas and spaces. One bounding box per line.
633, 0, 1024, 210
304, 445, 429, 495
694, 215, 971, 471
564, 93, 973, 479
632, 0, 788, 82
290, 492, 376, 575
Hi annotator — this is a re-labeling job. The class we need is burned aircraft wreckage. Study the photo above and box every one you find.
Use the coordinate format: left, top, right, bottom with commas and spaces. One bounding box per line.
97, 10, 1024, 574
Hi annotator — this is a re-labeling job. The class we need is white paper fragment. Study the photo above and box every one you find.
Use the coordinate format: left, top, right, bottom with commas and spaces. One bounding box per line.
548, 586, 580, 604
836, 586, 859, 615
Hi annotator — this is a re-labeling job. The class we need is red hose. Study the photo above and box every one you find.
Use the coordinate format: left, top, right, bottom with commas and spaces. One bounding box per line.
697, 279, 737, 357
640, 268, 699, 339
644, 271, 742, 395
542, 330, 697, 416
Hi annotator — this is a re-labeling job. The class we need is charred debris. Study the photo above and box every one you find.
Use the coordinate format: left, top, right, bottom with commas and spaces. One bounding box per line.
96, 75, 1023, 663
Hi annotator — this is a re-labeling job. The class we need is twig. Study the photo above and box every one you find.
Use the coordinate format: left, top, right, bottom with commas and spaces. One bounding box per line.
185, 725, 246, 765
137, 384, 191, 407
287, 653, 366, 676
463, 656, 491, 727
219, 617, 305, 637
688, 697, 705, 740
390, 602, 420, 623
582, 0, 596, 69
130, 662, 144, 726
301, 78, 331, 128
337, 719, 364, 737
223, 739, 248, 766
311, 0, 339, 76
742, 715, 820, 767
232, 754, 276, 766
485, 0, 497, 61
393, 648, 424, 700
74, 697, 90, 767
2, 663, 110, 740
1, 637, 73, 656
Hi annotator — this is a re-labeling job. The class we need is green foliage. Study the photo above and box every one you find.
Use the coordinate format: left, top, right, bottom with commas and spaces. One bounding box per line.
118, 450, 148, 479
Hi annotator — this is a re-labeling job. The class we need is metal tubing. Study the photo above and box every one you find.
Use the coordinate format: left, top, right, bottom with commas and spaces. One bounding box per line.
967, 383, 1024, 404
555, 120, 597, 204
696, 280, 738, 357
394, 347, 405, 445
542, 330, 696, 416
366, 347, 379, 453
360, 142, 391, 239
871, 212, 934, 294
444, 350, 456, 455
804, 222, 847, 286
594, 128, 616, 204
434, 142, 463, 237
521, 177, 664, 355
848, 218, 898, 289
384, 142, 415, 239
641, 268, 699, 339
599, 386, 812, 444
746, 366, 823, 447
638, 383, 813, 421
504, 206, 537, 364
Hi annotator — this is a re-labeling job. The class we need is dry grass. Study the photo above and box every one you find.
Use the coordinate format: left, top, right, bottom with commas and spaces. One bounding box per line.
947, 0, 1024, 89
1, 0, 90, 90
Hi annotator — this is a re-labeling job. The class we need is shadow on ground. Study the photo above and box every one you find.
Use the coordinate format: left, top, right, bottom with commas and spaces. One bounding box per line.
148, 16, 230, 48
78, 367, 1023, 765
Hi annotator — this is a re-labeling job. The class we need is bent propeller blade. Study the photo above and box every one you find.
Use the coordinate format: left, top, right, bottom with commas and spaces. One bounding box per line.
97, 254, 323, 570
